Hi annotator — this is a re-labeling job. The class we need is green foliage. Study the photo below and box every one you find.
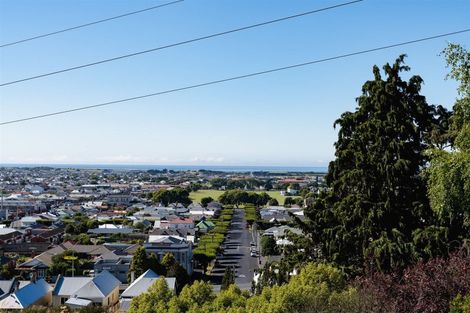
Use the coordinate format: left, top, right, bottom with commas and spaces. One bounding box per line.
450, 294, 470, 313
218, 190, 271, 207
177, 280, 216, 312
50, 250, 84, 276
268, 198, 279, 206
194, 210, 234, 273
260, 236, 279, 256
152, 188, 191, 206
221, 266, 235, 291
128, 278, 174, 313
0, 262, 16, 279
247, 263, 362, 313
299, 56, 449, 273
283, 197, 295, 207
426, 43, 470, 258
162, 252, 190, 293
201, 196, 214, 207
76, 233, 92, 244
127, 262, 367, 313
128, 247, 165, 282
243, 205, 257, 223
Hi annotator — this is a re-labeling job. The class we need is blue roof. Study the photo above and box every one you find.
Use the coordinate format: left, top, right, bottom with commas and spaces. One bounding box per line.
0, 279, 51, 309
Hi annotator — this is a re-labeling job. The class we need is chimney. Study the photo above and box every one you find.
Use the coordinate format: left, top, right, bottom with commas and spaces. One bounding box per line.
130, 271, 135, 283
14, 280, 20, 292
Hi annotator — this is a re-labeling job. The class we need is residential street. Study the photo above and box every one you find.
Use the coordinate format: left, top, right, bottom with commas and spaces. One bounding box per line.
210, 208, 259, 291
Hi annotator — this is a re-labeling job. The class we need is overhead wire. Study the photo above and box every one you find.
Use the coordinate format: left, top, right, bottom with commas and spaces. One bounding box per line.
0, 0, 184, 48
0, 0, 364, 87
1, 28, 469, 126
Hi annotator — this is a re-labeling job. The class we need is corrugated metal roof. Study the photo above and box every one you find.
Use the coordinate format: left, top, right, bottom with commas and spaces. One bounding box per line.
121, 269, 175, 298
53, 276, 92, 297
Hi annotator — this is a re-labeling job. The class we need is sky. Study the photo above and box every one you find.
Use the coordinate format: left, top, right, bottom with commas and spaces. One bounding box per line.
0, 0, 469, 167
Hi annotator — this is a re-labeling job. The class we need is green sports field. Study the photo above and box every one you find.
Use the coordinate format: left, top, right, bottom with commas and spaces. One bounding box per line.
189, 189, 298, 205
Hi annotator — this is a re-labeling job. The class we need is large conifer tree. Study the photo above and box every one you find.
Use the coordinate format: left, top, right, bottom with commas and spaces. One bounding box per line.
303, 56, 448, 272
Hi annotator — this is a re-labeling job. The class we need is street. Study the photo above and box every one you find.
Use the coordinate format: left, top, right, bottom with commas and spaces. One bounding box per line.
210, 208, 259, 291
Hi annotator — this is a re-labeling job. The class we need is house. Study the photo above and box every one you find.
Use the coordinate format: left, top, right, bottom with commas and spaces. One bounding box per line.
94, 252, 132, 283
0, 278, 52, 310
17, 242, 112, 279
149, 228, 195, 244
88, 224, 133, 235
144, 236, 193, 275
0, 228, 22, 243
263, 225, 302, 246
119, 269, 175, 312
160, 217, 194, 230
52, 276, 93, 306
196, 220, 215, 233
52, 270, 120, 310
107, 194, 132, 206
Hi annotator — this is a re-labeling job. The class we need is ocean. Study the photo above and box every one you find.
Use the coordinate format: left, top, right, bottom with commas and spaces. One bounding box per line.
0, 163, 328, 173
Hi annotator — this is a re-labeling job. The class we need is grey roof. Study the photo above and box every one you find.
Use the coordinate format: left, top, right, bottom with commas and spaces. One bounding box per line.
65, 297, 92, 307
53, 276, 92, 297
147, 235, 186, 245
87, 228, 133, 235
72, 271, 120, 300
0, 279, 15, 297
121, 269, 175, 298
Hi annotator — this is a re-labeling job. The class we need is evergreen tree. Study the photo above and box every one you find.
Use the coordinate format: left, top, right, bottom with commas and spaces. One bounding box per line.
221, 266, 235, 291
301, 56, 448, 273
162, 252, 190, 293
128, 246, 148, 282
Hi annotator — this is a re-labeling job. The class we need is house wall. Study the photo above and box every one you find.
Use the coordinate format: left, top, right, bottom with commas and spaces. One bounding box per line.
101, 286, 120, 312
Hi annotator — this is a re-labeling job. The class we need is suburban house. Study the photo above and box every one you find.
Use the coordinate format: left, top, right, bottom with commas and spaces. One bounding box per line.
17, 242, 112, 279
196, 219, 215, 233
144, 235, 193, 275
149, 228, 195, 244
263, 225, 302, 246
52, 270, 120, 310
119, 269, 176, 312
160, 217, 194, 230
0, 278, 52, 310
107, 193, 132, 206
94, 252, 132, 283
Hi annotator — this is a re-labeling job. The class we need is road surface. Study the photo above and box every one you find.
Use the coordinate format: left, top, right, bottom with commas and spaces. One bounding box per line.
210, 208, 259, 291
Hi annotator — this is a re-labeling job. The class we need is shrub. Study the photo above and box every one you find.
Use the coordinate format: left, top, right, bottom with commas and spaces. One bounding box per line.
356, 252, 470, 313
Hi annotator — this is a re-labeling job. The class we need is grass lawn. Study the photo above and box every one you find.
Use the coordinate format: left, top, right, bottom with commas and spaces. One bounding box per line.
189, 189, 298, 205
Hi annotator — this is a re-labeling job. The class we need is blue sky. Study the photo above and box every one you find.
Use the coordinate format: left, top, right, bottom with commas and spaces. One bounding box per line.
0, 0, 469, 166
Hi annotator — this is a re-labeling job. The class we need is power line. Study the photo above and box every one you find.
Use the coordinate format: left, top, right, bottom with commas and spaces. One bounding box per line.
1, 28, 469, 126
0, 0, 364, 87
0, 0, 184, 48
